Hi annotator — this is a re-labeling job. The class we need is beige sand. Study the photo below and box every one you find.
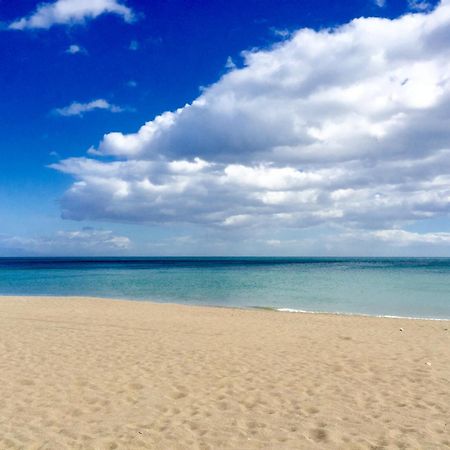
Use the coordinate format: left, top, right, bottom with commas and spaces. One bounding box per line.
0, 296, 449, 449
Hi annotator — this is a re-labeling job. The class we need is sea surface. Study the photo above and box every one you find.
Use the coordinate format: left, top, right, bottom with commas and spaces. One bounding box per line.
0, 257, 449, 319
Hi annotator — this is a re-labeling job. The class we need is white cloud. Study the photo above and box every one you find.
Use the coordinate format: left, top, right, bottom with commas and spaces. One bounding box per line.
374, 0, 386, 7
408, 0, 432, 11
270, 27, 291, 38
225, 56, 236, 70
9, 0, 135, 30
52, 1, 450, 252
54, 99, 124, 117
372, 229, 450, 244
66, 44, 86, 54
0, 228, 131, 255
129, 39, 139, 50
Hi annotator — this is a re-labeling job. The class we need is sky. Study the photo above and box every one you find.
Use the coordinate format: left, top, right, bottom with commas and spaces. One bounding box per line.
1, 0, 450, 256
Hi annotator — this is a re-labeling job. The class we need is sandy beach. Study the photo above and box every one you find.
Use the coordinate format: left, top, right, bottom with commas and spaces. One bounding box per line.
0, 296, 448, 449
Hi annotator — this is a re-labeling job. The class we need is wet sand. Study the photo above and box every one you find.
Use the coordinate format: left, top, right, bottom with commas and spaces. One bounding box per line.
0, 295, 449, 449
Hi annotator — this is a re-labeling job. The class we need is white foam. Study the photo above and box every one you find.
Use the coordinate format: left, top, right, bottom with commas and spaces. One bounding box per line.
274, 308, 450, 321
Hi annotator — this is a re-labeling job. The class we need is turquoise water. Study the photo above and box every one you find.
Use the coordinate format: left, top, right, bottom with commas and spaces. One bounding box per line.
0, 257, 449, 319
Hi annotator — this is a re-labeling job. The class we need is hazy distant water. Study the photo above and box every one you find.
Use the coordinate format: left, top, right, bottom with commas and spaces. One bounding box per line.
0, 257, 449, 319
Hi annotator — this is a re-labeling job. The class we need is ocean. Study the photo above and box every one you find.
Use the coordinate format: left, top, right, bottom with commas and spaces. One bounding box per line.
0, 257, 449, 319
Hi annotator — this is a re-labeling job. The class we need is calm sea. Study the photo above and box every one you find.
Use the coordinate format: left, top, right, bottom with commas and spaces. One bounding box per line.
0, 257, 449, 319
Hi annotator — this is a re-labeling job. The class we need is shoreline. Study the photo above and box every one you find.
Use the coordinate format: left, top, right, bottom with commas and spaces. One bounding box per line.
0, 295, 449, 448
1, 293, 450, 322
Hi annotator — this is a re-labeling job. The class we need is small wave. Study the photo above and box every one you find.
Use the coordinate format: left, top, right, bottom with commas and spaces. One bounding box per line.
274, 308, 450, 321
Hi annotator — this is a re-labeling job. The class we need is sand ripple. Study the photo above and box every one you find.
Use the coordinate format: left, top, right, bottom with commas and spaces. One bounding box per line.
0, 296, 449, 449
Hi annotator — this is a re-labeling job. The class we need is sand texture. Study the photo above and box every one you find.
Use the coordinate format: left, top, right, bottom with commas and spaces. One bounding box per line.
0, 296, 449, 449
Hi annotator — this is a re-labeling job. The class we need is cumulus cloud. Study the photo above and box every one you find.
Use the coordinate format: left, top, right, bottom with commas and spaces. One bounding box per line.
0, 228, 131, 255
9, 0, 135, 30
54, 99, 124, 117
52, 1, 450, 250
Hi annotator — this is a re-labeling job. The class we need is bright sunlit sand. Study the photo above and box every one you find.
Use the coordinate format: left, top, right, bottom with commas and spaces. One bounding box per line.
0, 295, 449, 449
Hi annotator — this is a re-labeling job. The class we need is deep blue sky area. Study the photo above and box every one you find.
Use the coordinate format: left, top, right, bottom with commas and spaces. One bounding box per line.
0, 0, 419, 182
0, 0, 447, 256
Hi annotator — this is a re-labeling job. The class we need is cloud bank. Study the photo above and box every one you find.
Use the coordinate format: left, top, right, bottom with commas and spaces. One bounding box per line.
0, 228, 131, 255
52, 2, 450, 251
9, 0, 135, 30
54, 99, 123, 117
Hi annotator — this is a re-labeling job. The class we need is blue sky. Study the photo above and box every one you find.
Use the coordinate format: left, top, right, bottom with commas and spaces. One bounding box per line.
1, 0, 450, 256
